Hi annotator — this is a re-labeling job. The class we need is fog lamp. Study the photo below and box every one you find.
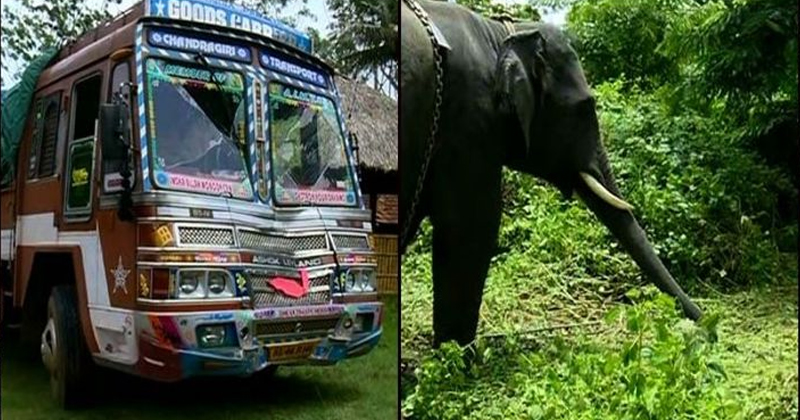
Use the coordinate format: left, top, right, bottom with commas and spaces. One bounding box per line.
197, 323, 235, 348
354, 313, 374, 333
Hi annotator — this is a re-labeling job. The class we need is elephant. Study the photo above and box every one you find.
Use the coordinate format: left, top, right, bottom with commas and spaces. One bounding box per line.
400, 0, 703, 348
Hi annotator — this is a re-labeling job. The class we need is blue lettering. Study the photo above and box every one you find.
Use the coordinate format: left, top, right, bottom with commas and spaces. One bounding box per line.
147, 0, 312, 53
149, 30, 251, 62
260, 52, 327, 88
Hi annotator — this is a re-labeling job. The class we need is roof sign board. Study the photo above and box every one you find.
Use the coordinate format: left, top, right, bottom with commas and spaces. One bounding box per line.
145, 0, 313, 54
260, 49, 328, 88
148, 29, 252, 62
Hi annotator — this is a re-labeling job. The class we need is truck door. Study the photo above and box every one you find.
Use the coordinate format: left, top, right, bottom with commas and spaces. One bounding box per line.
62, 74, 103, 224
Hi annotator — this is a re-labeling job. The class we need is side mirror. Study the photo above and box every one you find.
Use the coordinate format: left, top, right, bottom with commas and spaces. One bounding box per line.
99, 100, 135, 222
99, 103, 130, 163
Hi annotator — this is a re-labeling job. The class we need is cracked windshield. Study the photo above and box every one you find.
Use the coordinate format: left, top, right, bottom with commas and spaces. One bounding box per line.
145, 58, 252, 199
269, 82, 356, 206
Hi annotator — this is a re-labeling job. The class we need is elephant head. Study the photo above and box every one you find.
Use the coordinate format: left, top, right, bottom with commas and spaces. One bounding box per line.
494, 24, 703, 320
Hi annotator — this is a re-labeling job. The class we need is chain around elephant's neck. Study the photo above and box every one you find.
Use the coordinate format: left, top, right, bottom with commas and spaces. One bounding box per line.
400, 0, 446, 249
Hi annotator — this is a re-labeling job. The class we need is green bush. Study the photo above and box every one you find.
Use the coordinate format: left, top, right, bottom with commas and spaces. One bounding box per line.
593, 81, 796, 290
403, 291, 744, 420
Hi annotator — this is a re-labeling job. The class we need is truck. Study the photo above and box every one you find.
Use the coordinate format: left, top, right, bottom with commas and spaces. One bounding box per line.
0, 0, 383, 408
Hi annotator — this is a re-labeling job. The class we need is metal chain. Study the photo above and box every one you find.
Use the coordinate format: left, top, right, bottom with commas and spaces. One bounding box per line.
400, 0, 445, 248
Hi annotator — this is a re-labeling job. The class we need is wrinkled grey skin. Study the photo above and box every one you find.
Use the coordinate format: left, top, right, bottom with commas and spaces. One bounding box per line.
400, 0, 702, 347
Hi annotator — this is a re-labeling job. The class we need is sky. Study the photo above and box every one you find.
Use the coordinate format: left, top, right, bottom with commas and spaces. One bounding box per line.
1, 0, 566, 87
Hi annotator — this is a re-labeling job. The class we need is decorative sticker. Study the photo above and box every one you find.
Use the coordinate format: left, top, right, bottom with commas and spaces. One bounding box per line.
66, 140, 95, 211
340, 254, 377, 265
254, 305, 342, 320
235, 272, 248, 293
111, 256, 131, 294
268, 269, 310, 298
148, 29, 251, 62
260, 50, 327, 88
154, 171, 252, 199
154, 224, 175, 247
139, 271, 151, 298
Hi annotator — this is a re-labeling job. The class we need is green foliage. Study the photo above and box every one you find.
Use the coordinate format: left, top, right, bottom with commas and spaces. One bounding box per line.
568, 0, 798, 184
232, 0, 312, 25
403, 1, 797, 418
567, 0, 684, 88
403, 292, 744, 420
593, 81, 796, 290
457, 0, 542, 22
659, 0, 797, 112
326, 0, 398, 94
1, 0, 110, 80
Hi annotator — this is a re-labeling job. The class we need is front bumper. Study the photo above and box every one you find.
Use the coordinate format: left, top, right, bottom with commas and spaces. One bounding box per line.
132, 302, 383, 382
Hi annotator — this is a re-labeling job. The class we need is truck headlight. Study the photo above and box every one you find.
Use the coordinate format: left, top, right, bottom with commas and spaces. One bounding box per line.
178, 270, 205, 298
358, 270, 376, 292
207, 271, 234, 298
341, 269, 376, 293
176, 270, 234, 299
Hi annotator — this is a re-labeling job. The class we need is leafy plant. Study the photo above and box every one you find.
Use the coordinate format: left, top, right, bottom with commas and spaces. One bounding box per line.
403, 292, 747, 420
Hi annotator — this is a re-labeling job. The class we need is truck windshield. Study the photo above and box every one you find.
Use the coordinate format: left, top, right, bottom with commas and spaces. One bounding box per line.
268, 83, 357, 206
145, 58, 252, 199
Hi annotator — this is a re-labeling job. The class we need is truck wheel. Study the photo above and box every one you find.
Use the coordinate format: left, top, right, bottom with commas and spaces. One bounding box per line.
41, 285, 92, 409
255, 365, 279, 381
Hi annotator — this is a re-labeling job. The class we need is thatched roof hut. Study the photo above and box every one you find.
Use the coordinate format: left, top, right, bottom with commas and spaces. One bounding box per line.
334, 76, 398, 295
335, 75, 397, 172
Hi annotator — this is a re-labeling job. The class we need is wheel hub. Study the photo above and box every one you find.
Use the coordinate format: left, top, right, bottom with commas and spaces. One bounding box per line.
41, 318, 57, 372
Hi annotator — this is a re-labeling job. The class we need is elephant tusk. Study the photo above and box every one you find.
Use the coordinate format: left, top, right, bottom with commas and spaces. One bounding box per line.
580, 172, 634, 211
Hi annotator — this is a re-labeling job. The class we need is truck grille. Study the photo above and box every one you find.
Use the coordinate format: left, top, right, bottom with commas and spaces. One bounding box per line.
239, 231, 327, 253
249, 272, 331, 308
254, 317, 339, 337
331, 234, 370, 250
177, 226, 235, 247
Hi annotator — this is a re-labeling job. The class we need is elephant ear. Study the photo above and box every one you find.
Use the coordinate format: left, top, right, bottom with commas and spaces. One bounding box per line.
494, 29, 547, 156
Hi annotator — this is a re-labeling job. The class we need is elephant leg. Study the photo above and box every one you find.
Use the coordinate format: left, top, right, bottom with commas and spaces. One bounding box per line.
429, 161, 502, 347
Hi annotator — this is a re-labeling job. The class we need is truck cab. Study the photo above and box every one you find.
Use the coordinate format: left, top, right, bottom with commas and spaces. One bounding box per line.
0, 0, 382, 408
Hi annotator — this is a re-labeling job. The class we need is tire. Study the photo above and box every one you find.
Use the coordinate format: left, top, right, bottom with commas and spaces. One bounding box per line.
20, 297, 47, 359
255, 365, 279, 381
41, 285, 93, 409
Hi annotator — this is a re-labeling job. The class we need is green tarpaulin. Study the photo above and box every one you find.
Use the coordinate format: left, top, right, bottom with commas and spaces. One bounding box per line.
1, 47, 59, 186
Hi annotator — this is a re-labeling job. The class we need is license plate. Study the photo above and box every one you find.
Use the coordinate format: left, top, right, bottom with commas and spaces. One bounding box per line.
267, 339, 321, 362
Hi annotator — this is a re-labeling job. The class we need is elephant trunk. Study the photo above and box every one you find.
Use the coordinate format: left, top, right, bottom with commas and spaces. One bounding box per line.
576, 148, 703, 321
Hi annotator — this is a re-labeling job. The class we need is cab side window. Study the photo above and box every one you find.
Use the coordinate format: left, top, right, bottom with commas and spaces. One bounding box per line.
28, 92, 62, 180
103, 62, 131, 190
71, 75, 102, 142
109, 62, 130, 101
